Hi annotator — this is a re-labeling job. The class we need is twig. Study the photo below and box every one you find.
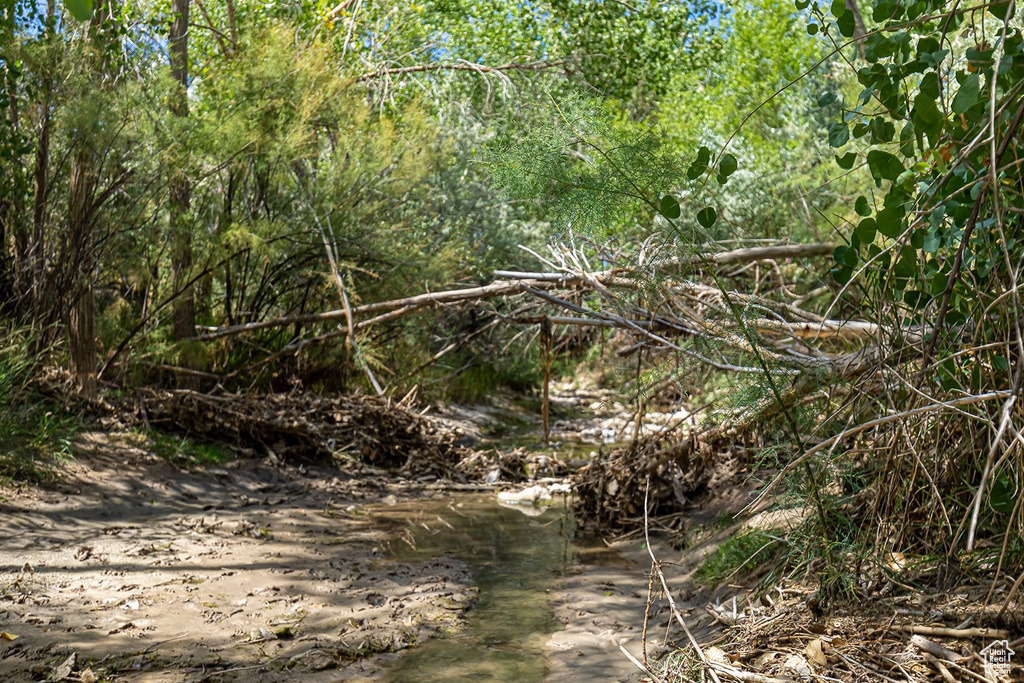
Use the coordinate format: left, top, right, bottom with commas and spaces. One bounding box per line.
921, 652, 958, 683
355, 59, 569, 83
910, 634, 964, 661
619, 644, 668, 683
708, 664, 792, 683
644, 478, 722, 683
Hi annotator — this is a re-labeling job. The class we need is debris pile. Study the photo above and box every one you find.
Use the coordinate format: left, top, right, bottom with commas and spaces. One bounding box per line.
138, 390, 470, 477
658, 585, 1023, 683
456, 446, 573, 482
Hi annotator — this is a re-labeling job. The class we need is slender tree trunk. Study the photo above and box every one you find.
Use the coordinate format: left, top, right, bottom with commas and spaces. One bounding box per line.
31, 0, 55, 330
66, 0, 114, 397
67, 145, 98, 397
0, 39, 19, 310
169, 0, 194, 343
225, 0, 238, 52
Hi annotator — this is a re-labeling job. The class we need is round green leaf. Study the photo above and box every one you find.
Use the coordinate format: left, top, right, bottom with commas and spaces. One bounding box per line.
828, 122, 850, 148
835, 152, 857, 169
659, 195, 681, 220
696, 206, 718, 228
990, 475, 1016, 513
876, 206, 904, 238
66, 0, 94, 21
719, 153, 738, 177
855, 196, 871, 216
854, 217, 877, 243
866, 150, 904, 183
817, 92, 837, 107
952, 73, 980, 114
833, 245, 859, 267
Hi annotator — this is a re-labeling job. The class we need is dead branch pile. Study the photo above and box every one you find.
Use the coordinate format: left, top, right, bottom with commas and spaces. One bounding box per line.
137, 390, 470, 477
571, 434, 746, 534
457, 446, 573, 482
571, 388, 796, 532
666, 581, 1024, 683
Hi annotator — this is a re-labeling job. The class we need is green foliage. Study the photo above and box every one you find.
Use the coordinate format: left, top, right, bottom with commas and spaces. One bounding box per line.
149, 432, 232, 469
696, 529, 779, 587
0, 330, 77, 484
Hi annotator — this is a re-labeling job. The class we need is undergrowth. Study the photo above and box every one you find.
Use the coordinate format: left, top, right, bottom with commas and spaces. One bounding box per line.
696, 529, 779, 589
149, 432, 233, 469
0, 329, 79, 485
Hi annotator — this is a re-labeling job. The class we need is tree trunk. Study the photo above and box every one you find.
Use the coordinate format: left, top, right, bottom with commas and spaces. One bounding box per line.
226, 0, 238, 53
66, 0, 114, 397
31, 0, 55, 331
169, 0, 194, 343
67, 145, 97, 397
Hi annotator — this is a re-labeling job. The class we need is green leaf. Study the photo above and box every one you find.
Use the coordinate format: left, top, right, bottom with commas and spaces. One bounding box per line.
696, 206, 718, 228
951, 73, 981, 114
837, 11, 856, 37
719, 153, 738, 177
869, 118, 896, 143
66, 0, 94, 21
687, 146, 711, 180
807, 22, 819, 35
876, 205, 904, 237
831, 265, 853, 284
659, 195, 681, 220
833, 245, 858, 267
866, 150, 904, 183
855, 196, 871, 216
817, 92, 837, 107
830, 0, 848, 16
828, 122, 850, 148
835, 152, 857, 169
988, 0, 1014, 20
855, 217, 877, 243
795, 0, 810, 8
912, 94, 945, 140
895, 246, 918, 277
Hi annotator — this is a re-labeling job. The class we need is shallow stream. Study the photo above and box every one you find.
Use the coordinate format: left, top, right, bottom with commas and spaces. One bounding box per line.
372, 494, 621, 682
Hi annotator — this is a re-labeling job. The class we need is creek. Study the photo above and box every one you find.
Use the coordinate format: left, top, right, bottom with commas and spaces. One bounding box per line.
371, 494, 624, 682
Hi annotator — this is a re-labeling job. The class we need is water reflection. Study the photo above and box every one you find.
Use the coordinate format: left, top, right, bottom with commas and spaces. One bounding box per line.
376, 495, 579, 682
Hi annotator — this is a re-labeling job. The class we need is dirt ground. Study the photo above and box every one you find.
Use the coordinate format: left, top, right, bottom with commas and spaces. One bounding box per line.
0, 431, 701, 683
0, 432, 481, 682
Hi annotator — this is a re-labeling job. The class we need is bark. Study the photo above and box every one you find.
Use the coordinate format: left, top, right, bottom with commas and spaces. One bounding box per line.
66, 0, 114, 397
169, 0, 194, 343
225, 0, 237, 52
31, 0, 56, 329
67, 145, 98, 397
845, 0, 867, 56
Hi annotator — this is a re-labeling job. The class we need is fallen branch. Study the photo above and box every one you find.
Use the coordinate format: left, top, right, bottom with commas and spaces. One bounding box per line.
902, 626, 1010, 639
910, 634, 964, 662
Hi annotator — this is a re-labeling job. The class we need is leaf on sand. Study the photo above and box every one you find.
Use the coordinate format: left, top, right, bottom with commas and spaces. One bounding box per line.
0, 631, 17, 641
784, 653, 812, 677
47, 652, 76, 682
805, 638, 828, 667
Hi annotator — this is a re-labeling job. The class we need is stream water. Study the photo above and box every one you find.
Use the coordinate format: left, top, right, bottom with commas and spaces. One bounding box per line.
372, 494, 618, 682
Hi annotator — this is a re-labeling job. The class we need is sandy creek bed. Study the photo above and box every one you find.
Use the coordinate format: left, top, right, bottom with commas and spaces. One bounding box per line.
0, 432, 697, 682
